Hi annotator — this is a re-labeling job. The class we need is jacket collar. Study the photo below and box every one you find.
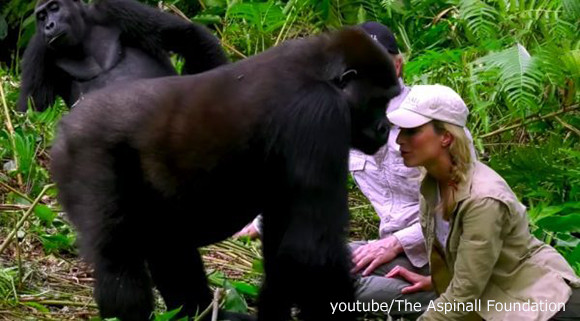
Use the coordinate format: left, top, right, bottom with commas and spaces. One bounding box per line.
420, 162, 476, 208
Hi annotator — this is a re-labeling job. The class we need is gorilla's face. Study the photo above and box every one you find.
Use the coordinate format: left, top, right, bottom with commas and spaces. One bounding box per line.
329, 30, 400, 155
35, 0, 86, 49
344, 74, 400, 155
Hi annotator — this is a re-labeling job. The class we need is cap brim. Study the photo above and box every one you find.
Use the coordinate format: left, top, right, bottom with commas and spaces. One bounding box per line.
387, 109, 432, 128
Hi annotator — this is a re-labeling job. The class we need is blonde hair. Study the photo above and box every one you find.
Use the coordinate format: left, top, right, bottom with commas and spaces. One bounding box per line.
432, 120, 473, 185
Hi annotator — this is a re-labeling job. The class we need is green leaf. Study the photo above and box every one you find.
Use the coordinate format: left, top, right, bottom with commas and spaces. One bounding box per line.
458, 0, 499, 41
473, 44, 543, 115
537, 214, 580, 233
562, 0, 580, 21
192, 14, 222, 24
230, 280, 260, 298
356, 5, 367, 24
21, 302, 50, 313
207, 271, 226, 286
252, 258, 264, 274
223, 281, 247, 313
153, 307, 182, 321
34, 204, 56, 225
566, 245, 580, 268
40, 233, 75, 253
203, 0, 227, 8
13, 131, 36, 177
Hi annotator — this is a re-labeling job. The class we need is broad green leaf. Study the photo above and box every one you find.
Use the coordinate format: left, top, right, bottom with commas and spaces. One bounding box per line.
223, 281, 247, 313
537, 214, 580, 233
34, 204, 56, 225
252, 259, 264, 274
231, 280, 260, 297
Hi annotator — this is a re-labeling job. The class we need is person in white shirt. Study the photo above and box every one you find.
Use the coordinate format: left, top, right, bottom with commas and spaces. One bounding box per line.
347, 22, 435, 320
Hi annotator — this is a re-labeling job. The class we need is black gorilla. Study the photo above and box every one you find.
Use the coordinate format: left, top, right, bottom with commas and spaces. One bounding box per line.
50, 27, 400, 321
18, 0, 227, 111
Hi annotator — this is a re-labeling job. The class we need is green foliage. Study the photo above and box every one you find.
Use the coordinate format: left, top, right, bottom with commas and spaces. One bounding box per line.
153, 308, 186, 321
0, 267, 18, 301
222, 281, 249, 313
0, 15, 7, 40
457, 0, 499, 41
209, 271, 260, 299
473, 44, 544, 116
0, 0, 579, 316
489, 140, 580, 273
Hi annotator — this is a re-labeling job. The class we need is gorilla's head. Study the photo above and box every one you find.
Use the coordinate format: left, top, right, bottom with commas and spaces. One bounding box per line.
35, 0, 87, 49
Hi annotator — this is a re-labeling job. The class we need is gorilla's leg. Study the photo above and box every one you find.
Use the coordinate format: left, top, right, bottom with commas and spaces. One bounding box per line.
66, 191, 154, 320
52, 141, 155, 320
257, 218, 294, 321
91, 198, 154, 320
147, 242, 256, 321
147, 244, 211, 317
259, 215, 355, 321
94, 248, 153, 321
295, 241, 355, 321
257, 265, 293, 321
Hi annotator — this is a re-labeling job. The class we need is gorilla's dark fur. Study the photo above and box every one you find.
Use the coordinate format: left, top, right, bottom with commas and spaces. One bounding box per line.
50, 27, 400, 321
19, 0, 227, 111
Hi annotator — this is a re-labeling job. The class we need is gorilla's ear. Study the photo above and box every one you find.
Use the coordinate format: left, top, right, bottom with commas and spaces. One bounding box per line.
330, 27, 398, 89
336, 69, 358, 89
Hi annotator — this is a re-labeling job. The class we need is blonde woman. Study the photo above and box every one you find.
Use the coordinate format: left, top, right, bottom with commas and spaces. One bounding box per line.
385, 84, 580, 320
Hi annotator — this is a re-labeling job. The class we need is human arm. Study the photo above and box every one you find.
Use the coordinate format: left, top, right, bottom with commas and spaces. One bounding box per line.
418, 198, 508, 321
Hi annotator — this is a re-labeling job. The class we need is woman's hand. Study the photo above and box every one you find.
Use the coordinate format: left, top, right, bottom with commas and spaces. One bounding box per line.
386, 265, 433, 294
233, 222, 260, 240
351, 236, 403, 276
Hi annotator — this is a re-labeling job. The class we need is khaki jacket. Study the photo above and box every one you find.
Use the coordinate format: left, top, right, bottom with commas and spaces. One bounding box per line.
418, 161, 580, 321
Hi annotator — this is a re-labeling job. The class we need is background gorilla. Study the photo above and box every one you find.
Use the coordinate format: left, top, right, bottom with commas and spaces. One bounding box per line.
50, 27, 400, 321
18, 0, 228, 111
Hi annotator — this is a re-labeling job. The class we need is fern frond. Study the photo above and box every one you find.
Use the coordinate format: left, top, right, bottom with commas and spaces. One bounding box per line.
474, 44, 544, 115
457, 0, 499, 41
562, 0, 580, 21
227, 2, 285, 33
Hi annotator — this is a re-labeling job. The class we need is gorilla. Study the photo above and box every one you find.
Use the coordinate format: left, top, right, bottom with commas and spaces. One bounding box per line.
18, 0, 228, 111
50, 27, 400, 321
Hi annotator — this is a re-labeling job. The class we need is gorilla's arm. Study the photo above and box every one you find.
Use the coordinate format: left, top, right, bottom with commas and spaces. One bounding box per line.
18, 34, 71, 112
93, 0, 228, 74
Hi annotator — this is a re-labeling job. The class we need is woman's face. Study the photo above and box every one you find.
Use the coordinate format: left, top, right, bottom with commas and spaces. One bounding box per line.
396, 122, 449, 168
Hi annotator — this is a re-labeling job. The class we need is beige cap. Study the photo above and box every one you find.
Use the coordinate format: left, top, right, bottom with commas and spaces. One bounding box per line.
387, 84, 468, 128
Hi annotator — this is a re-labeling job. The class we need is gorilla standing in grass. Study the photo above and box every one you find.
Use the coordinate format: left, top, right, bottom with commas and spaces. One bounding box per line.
50, 27, 400, 320
19, 0, 227, 111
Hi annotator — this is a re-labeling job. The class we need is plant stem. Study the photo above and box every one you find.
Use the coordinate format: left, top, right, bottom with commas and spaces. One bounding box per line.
0, 184, 55, 256
19, 299, 97, 308
0, 79, 23, 187
480, 105, 579, 139
554, 116, 580, 137
0, 181, 33, 202
211, 288, 221, 321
